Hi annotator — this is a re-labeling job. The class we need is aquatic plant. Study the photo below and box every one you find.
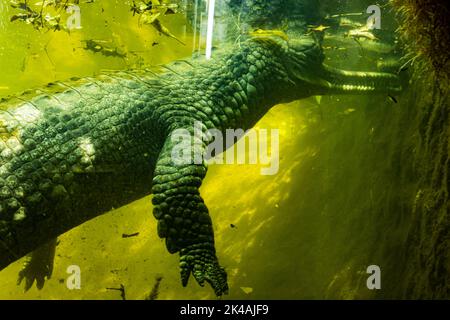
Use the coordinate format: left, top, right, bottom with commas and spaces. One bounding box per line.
390, 0, 449, 299
390, 0, 449, 85
8, 0, 89, 31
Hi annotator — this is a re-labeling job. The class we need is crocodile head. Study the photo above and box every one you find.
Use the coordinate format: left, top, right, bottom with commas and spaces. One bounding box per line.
251, 32, 402, 100
287, 34, 402, 96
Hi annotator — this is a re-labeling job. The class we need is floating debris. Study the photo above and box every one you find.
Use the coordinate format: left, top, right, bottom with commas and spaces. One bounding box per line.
240, 287, 253, 294
308, 25, 331, 32
145, 275, 163, 300
131, 0, 184, 45
130, 0, 153, 16
122, 232, 140, 238
388, 95, 398, 103
81, 39, 127, 58
8, 0, 94, 32
106, 284, 126, 300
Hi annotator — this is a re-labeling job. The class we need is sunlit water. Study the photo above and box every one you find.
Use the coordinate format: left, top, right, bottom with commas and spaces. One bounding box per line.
0, 1, 411, 299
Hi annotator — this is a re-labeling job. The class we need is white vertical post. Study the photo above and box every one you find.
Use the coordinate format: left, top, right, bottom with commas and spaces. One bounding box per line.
192, 0, 199, 53
205, 0, 215, 60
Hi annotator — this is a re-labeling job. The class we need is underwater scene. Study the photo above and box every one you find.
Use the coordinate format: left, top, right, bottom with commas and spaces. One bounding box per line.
0, 0, 448, 300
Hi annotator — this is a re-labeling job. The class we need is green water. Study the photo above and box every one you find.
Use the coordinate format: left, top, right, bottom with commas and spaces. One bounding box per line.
0, 0, 446, 299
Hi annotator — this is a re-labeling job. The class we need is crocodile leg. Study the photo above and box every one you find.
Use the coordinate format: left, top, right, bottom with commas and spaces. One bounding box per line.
151, 131, 228, 296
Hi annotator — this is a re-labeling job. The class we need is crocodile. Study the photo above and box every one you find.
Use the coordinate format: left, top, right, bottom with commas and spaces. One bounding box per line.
0, 33, 401, 296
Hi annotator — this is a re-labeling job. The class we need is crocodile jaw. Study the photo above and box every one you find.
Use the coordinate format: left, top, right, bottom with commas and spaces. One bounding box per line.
316, 64, 402, 94
284, 36, 402, 96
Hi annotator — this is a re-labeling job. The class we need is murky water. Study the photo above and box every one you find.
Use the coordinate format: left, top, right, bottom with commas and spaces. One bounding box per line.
0, 0, 444, 300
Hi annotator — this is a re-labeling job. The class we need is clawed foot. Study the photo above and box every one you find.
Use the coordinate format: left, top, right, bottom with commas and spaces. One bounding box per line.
179, 243, 228, 297
17, 238, 57, 291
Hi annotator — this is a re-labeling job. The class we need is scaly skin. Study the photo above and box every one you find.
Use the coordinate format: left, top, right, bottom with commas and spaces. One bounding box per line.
227, 0, 320, 29
0, 34, 401, 296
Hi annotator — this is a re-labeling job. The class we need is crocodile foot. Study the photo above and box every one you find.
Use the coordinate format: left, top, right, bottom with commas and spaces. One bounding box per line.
180, 243, 228, 297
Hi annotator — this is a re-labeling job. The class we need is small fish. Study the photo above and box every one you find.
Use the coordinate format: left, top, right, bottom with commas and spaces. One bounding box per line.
82, 39, 127, 58
152, 41, 159, 46
230, 224, 237, 229
310, 25, 331, 32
